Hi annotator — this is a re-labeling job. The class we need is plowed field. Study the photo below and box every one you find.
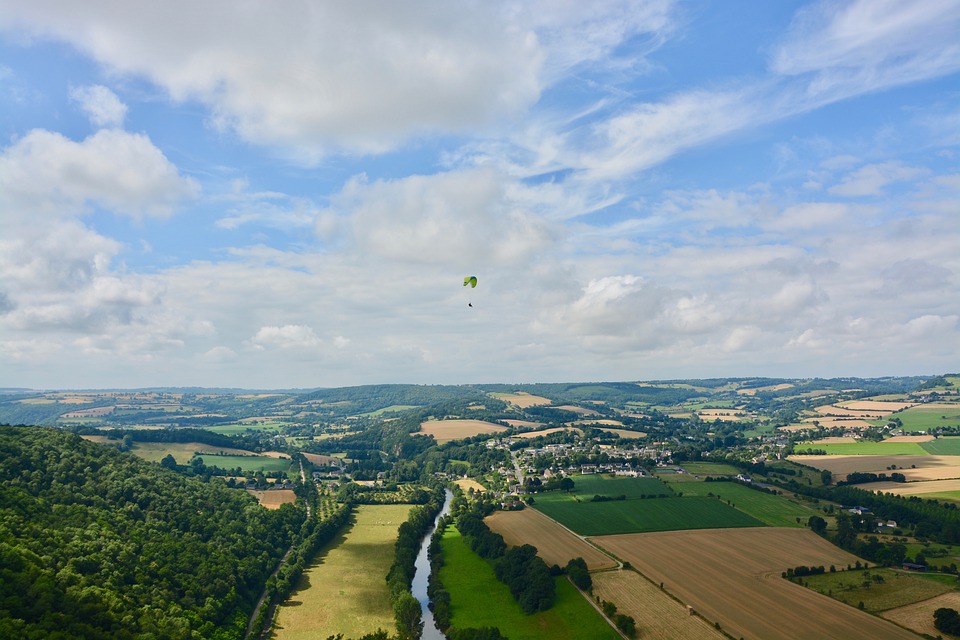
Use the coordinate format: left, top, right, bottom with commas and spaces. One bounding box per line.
592, 528, 922, 640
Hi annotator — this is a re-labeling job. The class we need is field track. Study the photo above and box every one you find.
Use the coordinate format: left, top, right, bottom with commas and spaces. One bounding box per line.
592, 528, 922, 640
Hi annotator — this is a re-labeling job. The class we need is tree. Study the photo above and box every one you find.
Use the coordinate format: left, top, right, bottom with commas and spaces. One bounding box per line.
159, 453, 177, 470
559, 477, 575, 492
808, 515, 827, 534
393, 592, 423, 640
934, 607, 960, 635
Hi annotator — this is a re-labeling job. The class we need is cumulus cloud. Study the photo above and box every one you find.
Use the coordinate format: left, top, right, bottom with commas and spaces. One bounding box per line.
0, 128, 199, 220
69, 84, 127, 127
248, 325, 324, 351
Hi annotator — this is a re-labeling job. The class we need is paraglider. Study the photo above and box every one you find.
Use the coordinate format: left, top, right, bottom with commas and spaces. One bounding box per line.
463, 276, 477, 307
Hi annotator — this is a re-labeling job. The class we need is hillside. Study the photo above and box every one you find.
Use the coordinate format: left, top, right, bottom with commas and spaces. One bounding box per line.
0, 426, 303, 640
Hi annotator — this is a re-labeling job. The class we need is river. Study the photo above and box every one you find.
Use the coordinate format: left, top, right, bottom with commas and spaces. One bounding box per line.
410, 488, 453, 640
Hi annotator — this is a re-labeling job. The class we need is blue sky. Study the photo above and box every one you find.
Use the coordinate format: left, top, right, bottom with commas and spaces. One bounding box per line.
1, 0, 958, 389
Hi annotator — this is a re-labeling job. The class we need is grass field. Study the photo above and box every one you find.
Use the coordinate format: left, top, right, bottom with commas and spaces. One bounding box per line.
196, 453, 293, 473
797, 567, 954, 612
205, 422, 287, 435
593, 528, 921, 640
793, 441, 928, 455
533, 495, 762, 536
359, 404, 419, 417
893, 404, 960, 432
681, 462, 741, 475
119, 441, 256, 463
591, 571, 725, 640
439, 529, 620, 640
672, 481, 823, 527
561, 473, 672, 499
273, 504, 411, 640
484, 508, 617, 571
921, 437, 960, 455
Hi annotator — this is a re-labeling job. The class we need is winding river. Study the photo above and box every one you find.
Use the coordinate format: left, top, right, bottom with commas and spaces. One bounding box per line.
410, 489, 453, 640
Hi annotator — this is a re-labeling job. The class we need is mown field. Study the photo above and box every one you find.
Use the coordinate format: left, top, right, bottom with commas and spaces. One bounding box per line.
533, 495, 762, 536
882, 591, 960, 639
439, 528, 620, 640
484, 507, 617, 571
273, 504, 411, 640
594, 528, 922, 640
591, 571, 725, 640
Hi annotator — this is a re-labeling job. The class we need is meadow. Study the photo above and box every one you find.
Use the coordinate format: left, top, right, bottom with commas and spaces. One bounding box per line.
797, 567, 954, 613
195, 453, 293, 473
562, 473, 671, 498
439, 528, 620, 640
680, 461, 741, 475
533, 495, 762, 536
273, 504, 411, 640
890, 404, 960, 432
920, 436, 960, 455
793, 441, 928, 455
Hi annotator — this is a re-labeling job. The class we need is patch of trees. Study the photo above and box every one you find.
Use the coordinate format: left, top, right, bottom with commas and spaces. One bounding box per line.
455, 508, 555, 614
594, 598, 637, 638
0, 425, 301, 640
590, 494, 627, 502
565, 557, 591, 591
934, 608, 960, 635
784, 565, 826, 578
838, 472, 906, 485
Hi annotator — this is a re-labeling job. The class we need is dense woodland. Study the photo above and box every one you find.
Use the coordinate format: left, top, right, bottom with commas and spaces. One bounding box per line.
0, 426, 301, 640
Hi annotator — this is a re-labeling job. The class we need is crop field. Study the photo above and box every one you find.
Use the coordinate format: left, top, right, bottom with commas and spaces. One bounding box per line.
249, 489, 297, 509
671, 481, 823, 528
418, 419, 508, 443
533, 496, 762, 536
681, 461, 741, 475
560, 473, 671, 499
887, 435, 935, 443
302, 452, 342, 466
841, 401, 917, 412
205, 422, 287, 435
919, 437, 960, 455
793, 441, 927, 455
453, 478, 486, 493
488, 392, 552, 408
596, 427, 646, 439
511, 426, 578, 438
798, 567, 954, 612
789, 455, 960, 482
273, 504, 410, 640
591, 571, 725, 640
882, 591, 960, 638
439, 529, 620, 640
484, 508, 617, 571
503, 419, 544, 429
892, 404, 960, 432
117, 441, 256, 463
593, 528, 921, 640
855, 478, 960, 497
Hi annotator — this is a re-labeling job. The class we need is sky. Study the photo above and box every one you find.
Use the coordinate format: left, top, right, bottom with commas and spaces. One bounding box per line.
1, 0, 958, 390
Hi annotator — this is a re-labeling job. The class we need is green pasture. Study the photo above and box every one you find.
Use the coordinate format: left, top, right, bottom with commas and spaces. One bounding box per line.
921, 436, 960, 455
358, 404, 420, 417
205, 422, 287, 435
681, 462, 740, 475
893, 406, 960, 432
670, 481, 822, 527
797, 567, 954, 612
793, 441, 927, 455
533, 495, 762, 536
196, 453, 293, 473
439, 529, 620, 640
561, 473, 672, 499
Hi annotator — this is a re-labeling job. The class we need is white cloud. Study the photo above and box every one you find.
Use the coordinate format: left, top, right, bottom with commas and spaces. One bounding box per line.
0, 128, 199, 220
829, 161, 927, 197
69, 84, 127, 127
248, 325, 324, 351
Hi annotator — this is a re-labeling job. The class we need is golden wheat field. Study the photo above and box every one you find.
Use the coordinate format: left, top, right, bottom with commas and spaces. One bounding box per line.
249, 489, 297, 509
418, 419, 508, 444
490, 392, 552, 408
592, 528, 922, 640
591, 570, 726, 640
484, 508, 617, 571
790, 454, 960, 482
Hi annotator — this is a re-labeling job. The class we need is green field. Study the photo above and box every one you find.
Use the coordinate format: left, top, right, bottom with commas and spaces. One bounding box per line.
205, 422, 287, 435
797, 568, 955, 612
669, 481, 824, 527
563, 473, 672, 498
439, 529, 620, 640
359, 404, 420, 417
681, 462, 741, 475
196, 453, 293, 473
892, 405, 960, 432
274, 504, 409, 640
794, 441, 927, 455
920, 436, 960, 455
532, 495, 763, 536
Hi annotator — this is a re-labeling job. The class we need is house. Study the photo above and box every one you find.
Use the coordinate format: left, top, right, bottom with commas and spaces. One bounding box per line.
902, 562, 926, 572
736, 474, 753, 483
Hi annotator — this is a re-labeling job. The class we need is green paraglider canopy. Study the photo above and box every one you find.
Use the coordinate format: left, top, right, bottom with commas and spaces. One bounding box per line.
463, 276, 478, 288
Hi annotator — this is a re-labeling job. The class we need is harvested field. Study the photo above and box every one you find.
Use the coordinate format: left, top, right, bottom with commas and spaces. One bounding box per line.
737, 383, 794, 395
592, 528, 922, 640
789, 455, 960, 482
591, 571, 725, 640
418, 419, 508, 444
484, 508, 617, 571
511, 426, 578, 438
801, 417, 875, 429
816, 404, 889, 418
302, 452, 343, 466
886, 435, 935, 443
554, 405, 599, 416
842, 401, 917, 412
503, 419, 543, 429
597, 428, 646, 439
490, 392, 552, 408
573, 418, 623, 426
124, 441, 256, 463
249, 489, 296, 509
810, 436, 858, 444
454, 478, 486, 493
882, 591, 960, 638
854, 478, 960, 496
697, 409, 751, 421
273, 504, 409, 640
